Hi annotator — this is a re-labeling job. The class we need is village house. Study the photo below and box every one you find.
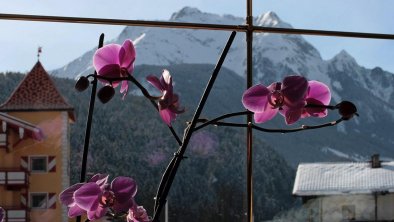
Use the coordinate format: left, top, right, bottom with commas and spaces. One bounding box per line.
0, 61, 74, 222
293, 154, 394, 222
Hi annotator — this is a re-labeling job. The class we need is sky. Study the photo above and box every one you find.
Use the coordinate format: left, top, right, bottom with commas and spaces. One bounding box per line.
0, 0, 394, 73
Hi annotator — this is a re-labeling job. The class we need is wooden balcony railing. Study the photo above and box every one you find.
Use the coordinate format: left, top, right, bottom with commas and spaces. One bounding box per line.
2, 206, 29, 222
0, 168, 29, 189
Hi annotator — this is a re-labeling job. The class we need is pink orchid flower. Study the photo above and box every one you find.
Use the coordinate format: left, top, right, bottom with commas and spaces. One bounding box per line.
127, 205, 151, 222
93, 39, 136, 98
242, 75, 308, 124
147, 69, 185, 126
59, 174, 109, 218
60, 174, 137, 220
301, 80, 331, 118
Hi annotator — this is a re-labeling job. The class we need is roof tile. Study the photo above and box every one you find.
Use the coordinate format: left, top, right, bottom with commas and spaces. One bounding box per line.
0, 61, 73, 111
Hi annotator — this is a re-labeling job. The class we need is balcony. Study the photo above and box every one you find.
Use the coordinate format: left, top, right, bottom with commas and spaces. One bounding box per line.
0, 168, 29, 190
2, 207, 29, 222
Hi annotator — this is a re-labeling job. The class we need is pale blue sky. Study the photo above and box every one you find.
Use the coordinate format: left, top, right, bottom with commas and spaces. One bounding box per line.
0, 0, 393, 73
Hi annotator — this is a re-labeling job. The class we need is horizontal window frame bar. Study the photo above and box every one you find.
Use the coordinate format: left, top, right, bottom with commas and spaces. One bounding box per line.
1, 13, 394, 40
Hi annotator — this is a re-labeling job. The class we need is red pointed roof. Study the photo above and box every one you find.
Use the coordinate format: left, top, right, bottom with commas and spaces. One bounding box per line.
0, 61, 74, 119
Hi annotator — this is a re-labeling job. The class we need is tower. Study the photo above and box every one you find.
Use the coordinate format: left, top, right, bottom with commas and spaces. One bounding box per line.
0, 61, 74, 222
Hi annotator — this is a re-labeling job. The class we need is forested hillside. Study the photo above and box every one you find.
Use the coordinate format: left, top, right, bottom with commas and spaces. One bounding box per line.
0, 64, 295, 221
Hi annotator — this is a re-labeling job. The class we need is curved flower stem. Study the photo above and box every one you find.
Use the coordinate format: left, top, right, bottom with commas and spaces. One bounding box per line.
89, 74, 182, 145
305, 103, 337, 110
193, 111, 250, 130
193, 110, 251, 131
197, 118, 344, 133
252, 118, 344, 133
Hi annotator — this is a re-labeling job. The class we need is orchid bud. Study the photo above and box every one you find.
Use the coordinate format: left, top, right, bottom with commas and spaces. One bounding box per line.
75, 76, 90, 92
98, 85, 115, 104
337, 101, 358, 120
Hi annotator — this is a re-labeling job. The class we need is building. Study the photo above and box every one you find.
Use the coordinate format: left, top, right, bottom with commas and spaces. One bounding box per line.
293, 155, 394, 222
0, 61, 74, 222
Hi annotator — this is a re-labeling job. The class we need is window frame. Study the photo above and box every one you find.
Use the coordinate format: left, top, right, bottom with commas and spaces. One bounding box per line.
29, 192, 48, 209
29, 155, 48, 173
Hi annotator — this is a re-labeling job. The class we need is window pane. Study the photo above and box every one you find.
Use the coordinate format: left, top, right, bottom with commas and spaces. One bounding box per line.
0, 133, 6, 146
31, 193, 47, 209
31, 157, 47, 172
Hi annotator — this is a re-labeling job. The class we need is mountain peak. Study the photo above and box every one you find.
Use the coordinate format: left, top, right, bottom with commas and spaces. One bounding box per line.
170, 7, 203, 20
255, 11, 292, 28
332, 50, 357, 63
329, 50, 359, 72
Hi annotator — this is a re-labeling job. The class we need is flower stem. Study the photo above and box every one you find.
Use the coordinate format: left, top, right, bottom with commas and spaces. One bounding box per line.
152, 31, 237, 222
195, 118, 344, 133
193, 110, 251, 131
91, 74, 182, 145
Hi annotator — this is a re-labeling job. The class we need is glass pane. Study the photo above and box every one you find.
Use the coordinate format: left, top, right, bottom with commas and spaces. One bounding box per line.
31, 193, 47, 208
254, 0, 394, 33
0, 1, 245, 23
31, 157, 47, 172
0, 133, 6, 146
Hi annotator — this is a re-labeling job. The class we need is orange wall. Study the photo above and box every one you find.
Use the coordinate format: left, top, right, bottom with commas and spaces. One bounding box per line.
0, 111, 70, 222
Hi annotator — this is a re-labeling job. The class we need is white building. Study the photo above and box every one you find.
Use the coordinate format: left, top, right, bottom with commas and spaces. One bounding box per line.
293, 155, 394, 222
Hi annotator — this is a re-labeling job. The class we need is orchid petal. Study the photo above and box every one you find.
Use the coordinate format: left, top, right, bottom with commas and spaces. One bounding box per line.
119, 40, 136, 73
146, 75, 165, 91
158, 91, 173, 110
254, 106, 278, 123
59, 183, 85, 206
284, 108, 303, 124
113, 198, 134, 213
87, 205, 108, 220
111, 177, 138, 204
162, 69, 172, 87
305, 98, 327, 117
161, 69, 173, 95
160, 109, 176, 126
120, 80, 129, 96
68, 204, 86, 218
307, 80, 331, 105
74, 182, 101, 211
242, 84, 270, 112
89, 174, 109, 187
93, 44, 121, 72
281, 75, 308, 107
169, 104, 185, 114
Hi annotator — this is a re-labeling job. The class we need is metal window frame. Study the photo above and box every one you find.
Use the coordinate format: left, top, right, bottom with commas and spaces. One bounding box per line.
1, 1, 394, 221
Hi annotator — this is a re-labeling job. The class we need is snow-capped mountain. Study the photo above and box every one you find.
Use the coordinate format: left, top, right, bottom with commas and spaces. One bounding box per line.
52, 7, 394, 165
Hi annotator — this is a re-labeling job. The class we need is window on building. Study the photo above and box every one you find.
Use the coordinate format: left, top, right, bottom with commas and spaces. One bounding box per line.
30, 193, 47, 209
0, 132, 6, 147
30, 156, 47, 173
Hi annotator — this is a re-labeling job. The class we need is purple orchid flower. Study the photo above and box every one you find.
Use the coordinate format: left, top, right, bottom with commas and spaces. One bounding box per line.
60, 174, 137, 220
147, 69, 185, 126
0, 207, 4, 222
60, 174, 109, 218
127, 205, 151, 222
242, 75, 308, 124
301, 80, 331, 118
93, 39, 136, 98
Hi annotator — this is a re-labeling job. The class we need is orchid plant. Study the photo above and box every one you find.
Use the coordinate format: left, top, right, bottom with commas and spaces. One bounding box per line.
67, 32, 358, 222
60, 174, 149, 221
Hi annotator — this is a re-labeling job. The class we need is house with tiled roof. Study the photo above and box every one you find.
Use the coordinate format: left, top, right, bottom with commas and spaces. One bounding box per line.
293, 154, 394, 222
0, 61, 74, 222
